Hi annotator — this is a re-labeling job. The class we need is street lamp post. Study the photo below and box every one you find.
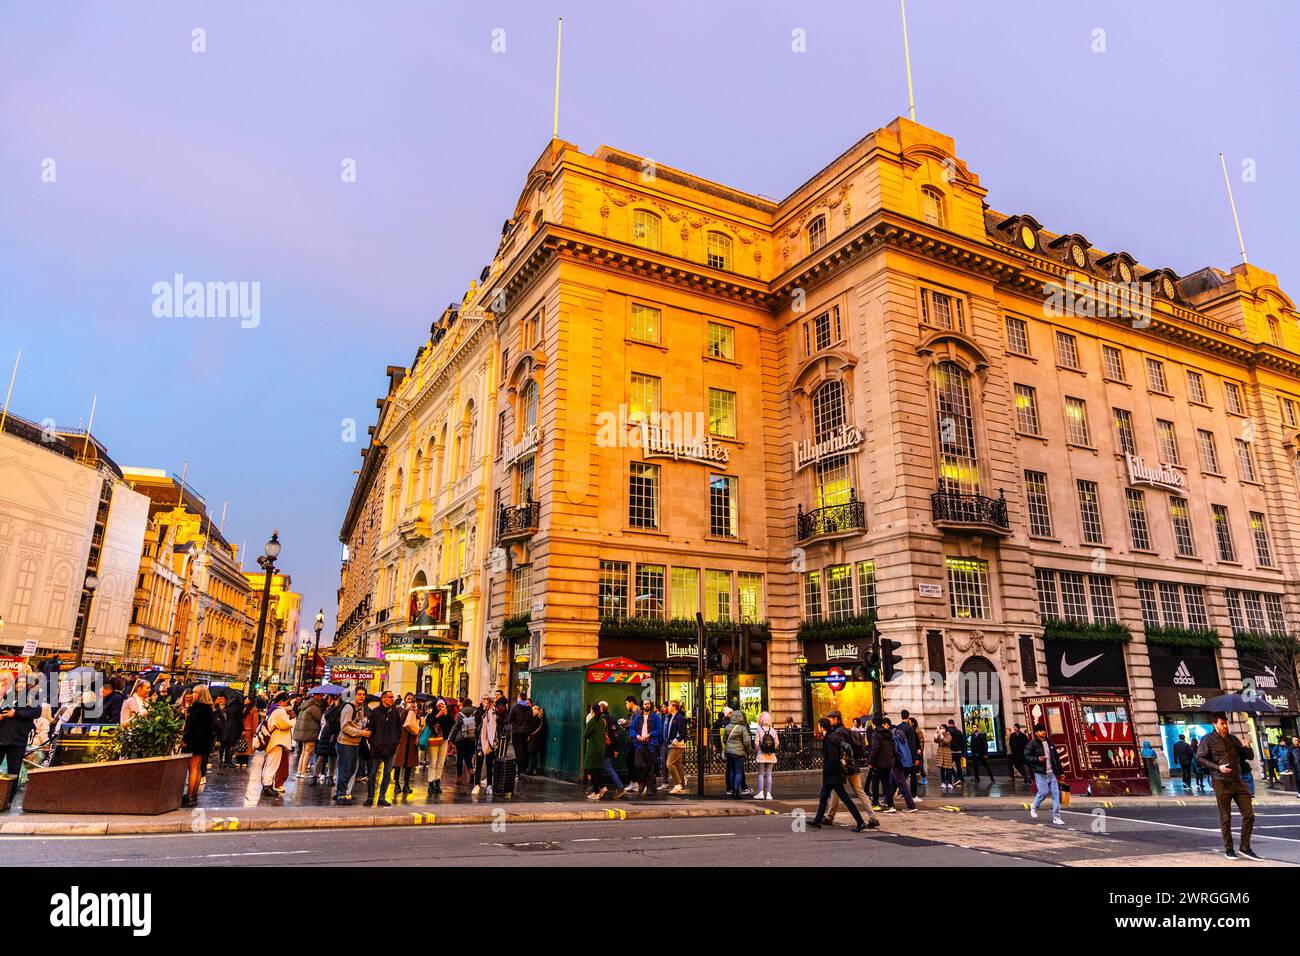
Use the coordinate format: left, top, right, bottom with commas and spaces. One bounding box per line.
248, 531, 281, 695
308, 608, 324, 691
72, 571, 99, 668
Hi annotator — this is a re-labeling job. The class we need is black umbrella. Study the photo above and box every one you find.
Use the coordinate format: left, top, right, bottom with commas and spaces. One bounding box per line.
1200, 692, 1279, 714
413, 693, 435, 702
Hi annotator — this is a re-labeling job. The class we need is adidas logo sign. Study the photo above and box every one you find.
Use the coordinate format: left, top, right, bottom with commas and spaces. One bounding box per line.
1173, 661, 1195, 686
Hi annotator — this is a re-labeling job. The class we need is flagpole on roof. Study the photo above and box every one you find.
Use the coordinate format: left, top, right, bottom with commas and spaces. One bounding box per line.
0, 349, 19, 435
1219, 153, 1248, 265
900, 0, 917, 122
553, 17, 563, 138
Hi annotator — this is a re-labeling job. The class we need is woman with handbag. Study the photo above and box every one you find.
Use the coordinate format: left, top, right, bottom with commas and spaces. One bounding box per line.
180, 684, 215, 807
394, 694, 423, 796
471, 696, 499, 796
424, 699, 453, 794
238, 697, 261, 770
527, 705, 546, 775
934, 726, 954, 791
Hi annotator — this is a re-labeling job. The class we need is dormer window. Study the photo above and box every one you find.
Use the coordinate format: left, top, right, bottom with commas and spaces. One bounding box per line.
1267, 315, 1283, 347
706, 231, 733, 270
920, 288, 965, 332
632, 210, 661, 251
806, 215, 828, 254
921, 187, 947, 228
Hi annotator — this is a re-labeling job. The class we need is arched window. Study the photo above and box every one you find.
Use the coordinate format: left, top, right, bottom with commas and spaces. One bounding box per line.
811, 379, 848, 441
806, 215, 828, 254
1267, 315, 1283, 347
933, 362, 979, 494
631, 210, 661, 251
921, 186, 947, 228
521, 380, 539, 434
706, 231, 733, 270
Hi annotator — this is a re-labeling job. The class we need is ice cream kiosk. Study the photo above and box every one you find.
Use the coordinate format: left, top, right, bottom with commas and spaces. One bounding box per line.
1023, 693, 1150, 796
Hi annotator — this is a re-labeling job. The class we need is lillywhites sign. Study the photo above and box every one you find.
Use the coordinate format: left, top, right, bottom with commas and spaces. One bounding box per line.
640, 423, 730, 468
505, 426, 541, 466
1178, 691, 1208, 710
824, 642, 860, 661
665, 640, 697, 659
1126, 454, 1185, 492
794, 424, 864, 471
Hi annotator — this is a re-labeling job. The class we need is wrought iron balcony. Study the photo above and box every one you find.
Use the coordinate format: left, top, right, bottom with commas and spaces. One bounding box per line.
498, 499, 540, 542
796, 492, 866, 541
931, 488, 1010, 534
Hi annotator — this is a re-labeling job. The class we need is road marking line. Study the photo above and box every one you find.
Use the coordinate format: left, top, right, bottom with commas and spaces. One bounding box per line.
209, 817, 239, 831
410, 812, 436, 824
648, 833, 735, 839
603, 808, 627, 820
1057, 810, 1300, 844
940, 806, 962, 812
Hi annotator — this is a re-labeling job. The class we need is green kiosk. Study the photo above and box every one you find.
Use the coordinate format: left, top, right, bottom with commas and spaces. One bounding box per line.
530, 656, 653, 782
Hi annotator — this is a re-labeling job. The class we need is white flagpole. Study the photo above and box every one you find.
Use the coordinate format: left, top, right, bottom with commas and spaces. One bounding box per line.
220, 500, 228, 533
901, 0, 917, 122
553, 17, 563, 138
81, 394, 97, 459
1219, 153, 1248, 265
0, 349, 19, 434
179, 461, 188, 506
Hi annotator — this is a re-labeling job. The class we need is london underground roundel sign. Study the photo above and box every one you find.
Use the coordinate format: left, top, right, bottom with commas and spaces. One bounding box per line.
827, 667, 846, 692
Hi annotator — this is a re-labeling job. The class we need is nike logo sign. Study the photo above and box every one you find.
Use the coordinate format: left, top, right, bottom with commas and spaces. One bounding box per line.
1060, 652, 1104, 678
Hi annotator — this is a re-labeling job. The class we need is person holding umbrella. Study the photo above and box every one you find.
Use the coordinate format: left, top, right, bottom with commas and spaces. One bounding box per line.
1196, 711, 1259, 860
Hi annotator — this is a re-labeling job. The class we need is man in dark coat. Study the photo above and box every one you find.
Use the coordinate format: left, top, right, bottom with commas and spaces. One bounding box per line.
808, 717, 870, 831
968, 728, 994, 785
1007, 724, 1031, 784
1172, 734, 1195, 790
364, 690, 403, 807
93, 678, 126, 725
1197, 714, 1259, 860
507, 692, 533, 772
866, 717, 896, 808
0, 675, 42, 774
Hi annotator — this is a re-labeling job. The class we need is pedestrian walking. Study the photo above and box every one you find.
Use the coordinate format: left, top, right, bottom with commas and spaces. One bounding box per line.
1141, 739, 1163, 793
629, 698, 662, 799
259, 693, 295, 795
597, 701, 628, 796
219, 694, 243, 768
824, 711, 879, 828
333, 688, 369, 803
394, 694, 422, 796
1288, 737, 1300, 797
293, 694, 324, 779
662, 700, 687, 794
723, 709, 753, 798
754, 711, 779, 800
181, 684, 215, 806
1196, 713, 1259, 860
1025, 723, 1066, 827
968, 727, 994, 785
808, 717, 870, 832
1189, 734, 1207, 791
471, 695, 498, 796
898, 710, 922, 795
424, 699, 453, 793
238, 697, 261, 770
934, 725, 954, 790
885, 718, 918, 811
364, 690, 403, 806
1007, 723, 1031, 785
315, 696, 341, 785
526, 705, 546, 775
582, 702, 608, 799
1173, 734, 1195, 791
0, 675, 41, 775
507, 692, 533, 777
450, 698, 478, 782
946, 719, 966, 785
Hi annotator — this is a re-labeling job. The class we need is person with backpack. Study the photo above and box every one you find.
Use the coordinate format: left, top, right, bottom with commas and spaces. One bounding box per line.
824, 711, 879, 827
883, 717, 918, 811
754, 711, 779, 800
866, 717, 895, 810
471, 695, 499, 796
450, 697, 478, 783
808, 717, 871, 832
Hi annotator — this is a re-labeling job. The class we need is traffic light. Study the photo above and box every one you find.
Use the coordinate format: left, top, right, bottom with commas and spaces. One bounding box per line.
854, 636, 881, 683
739, 624, 752, 672
881, 637, 904, 683
705, 634, 724, 671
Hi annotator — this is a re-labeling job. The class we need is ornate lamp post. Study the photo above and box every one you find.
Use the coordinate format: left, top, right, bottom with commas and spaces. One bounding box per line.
309, 608, 325, 690
248, 531, 281, 695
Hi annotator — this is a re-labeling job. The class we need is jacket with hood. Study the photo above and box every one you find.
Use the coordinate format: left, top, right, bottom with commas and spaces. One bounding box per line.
367, 702, 403, 758
337, 700, 368, 747
723, 711, 753, 757
867, 725, 896, 770
292, 698, 323, 743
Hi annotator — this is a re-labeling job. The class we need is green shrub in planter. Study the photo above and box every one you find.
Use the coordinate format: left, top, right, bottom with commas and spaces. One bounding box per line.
95, 698, 183, 762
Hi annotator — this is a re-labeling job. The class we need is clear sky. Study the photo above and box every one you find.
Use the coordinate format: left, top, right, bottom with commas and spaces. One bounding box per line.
3, 0, 1296, 647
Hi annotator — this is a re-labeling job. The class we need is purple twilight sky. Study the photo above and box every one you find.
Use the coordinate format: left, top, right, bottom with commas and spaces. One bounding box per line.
2, 0, 1297, 645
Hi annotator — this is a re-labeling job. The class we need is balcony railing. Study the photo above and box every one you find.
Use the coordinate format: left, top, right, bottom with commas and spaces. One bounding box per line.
498, 499, 540, 542
931, 488, 1010, 533
796, 492, 865, 541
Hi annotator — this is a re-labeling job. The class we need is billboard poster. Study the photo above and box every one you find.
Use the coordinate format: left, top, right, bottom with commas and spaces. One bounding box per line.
809, 672, 874, 727
407, 586, 450, 630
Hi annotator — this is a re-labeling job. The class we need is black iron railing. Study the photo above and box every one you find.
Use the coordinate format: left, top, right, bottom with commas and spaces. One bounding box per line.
498, 499, 539, 541
931, 488, 1009, 530
796, 492, 865, 541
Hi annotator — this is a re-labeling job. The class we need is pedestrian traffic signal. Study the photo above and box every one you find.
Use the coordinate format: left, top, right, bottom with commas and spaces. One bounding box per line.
881, 638, 904, 683
853, 641, 881, 683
